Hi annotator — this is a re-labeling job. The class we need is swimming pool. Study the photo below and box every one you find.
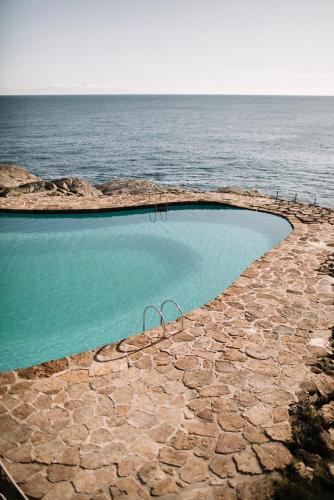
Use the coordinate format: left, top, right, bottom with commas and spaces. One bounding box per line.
0, 204, 292, 372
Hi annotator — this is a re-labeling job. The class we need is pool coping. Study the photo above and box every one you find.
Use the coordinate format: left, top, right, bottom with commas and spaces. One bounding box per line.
0, 190, 333, 499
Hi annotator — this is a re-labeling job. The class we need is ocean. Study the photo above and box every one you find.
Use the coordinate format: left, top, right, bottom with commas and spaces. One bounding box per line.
0, 95, 333, 207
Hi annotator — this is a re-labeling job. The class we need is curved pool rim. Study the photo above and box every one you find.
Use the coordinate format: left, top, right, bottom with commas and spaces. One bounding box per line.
0, 201, 294, 372
0, 199, 295, 227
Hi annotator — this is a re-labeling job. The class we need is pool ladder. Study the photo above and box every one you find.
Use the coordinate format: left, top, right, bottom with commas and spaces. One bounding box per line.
95, 299, 184, 362
148, 190, 168, 222
143, 299, 184, 335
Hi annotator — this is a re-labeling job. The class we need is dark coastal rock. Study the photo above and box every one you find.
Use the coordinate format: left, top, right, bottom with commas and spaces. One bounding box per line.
1, 177, 102, 198
0, 164, 41, 188
217, 186, 260, 197
56, 177, 102, 197
95, 179, 162, 195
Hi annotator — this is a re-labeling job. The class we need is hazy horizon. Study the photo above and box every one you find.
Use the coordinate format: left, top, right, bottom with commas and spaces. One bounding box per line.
1, 93, 334, 97
1, 0, 333, 96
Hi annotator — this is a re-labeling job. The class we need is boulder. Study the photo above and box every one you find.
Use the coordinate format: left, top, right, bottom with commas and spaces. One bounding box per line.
95, 179, 162, 196
1, 177, 102, 198
57, 177, 102, 197
0, 164, 41, 188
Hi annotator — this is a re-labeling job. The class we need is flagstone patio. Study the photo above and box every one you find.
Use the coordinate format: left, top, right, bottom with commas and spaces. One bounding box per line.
0, 191, 333, 499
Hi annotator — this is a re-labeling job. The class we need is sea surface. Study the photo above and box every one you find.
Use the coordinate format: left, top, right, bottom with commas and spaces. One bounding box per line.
0, 95, 333, 207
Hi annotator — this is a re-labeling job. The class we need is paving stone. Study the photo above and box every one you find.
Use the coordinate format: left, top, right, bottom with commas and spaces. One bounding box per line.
253, 442, 292, 470
81, 451, 104, 469
33, 439, 65, 464
183, 370, 214, 389
32, 379, 64, 394
255, 389, 295, 406
197, 408, 214, 421
216, 433, 246, 454
58, 447, 80, 466
89, 427, 113, 445
264, 423, 292, 442
179, 459, 209, 483
137, 460, 165, 484
117, 456, 141, 476
243, 425, 269, 444
129, 410, 159, 429
110, 477, 150, 499
234, 449, 262, 474
193, 437, 215, 459
185, 419, 219, 437
72, 469, 97, 494
146, 423, 175, 443
159, 446, 189, 466
47, 464, 74, 482
0, 414, 29, 443
168, 430, 199, 450
212, 400, 238, 413
4, 443, 32, 463
245, 347, 270, 360
218, 413, 246, 432
12, 403, 35, 420
60, 425, 88, 446
130, 438, 160, 460
175, 356, 200, 370
43, 481, 76, 500
199, 384, 230, 397
243, 405, 272, 426
5, 462, 42, 483
21, 475, 49, 499
94, 465, 117, 488
151, 478, 179, 496
209, 455, 236, 478
103, 442, 127, 465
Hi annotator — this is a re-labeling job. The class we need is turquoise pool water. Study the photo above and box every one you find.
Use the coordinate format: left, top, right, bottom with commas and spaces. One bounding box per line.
0, 204, 292, 372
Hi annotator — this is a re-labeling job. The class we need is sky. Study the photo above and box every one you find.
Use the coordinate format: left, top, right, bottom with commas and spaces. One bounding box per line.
0, 0, 333, 95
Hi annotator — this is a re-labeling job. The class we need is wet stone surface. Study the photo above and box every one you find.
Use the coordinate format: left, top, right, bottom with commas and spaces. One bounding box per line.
0, 191, 333, 498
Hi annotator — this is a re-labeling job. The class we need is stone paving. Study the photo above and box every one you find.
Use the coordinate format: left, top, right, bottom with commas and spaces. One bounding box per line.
0, 191, 333, 499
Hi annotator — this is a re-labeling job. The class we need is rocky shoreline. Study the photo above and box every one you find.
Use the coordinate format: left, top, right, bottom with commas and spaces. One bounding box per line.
0, 164, 266, 200
0, 164, 189, 198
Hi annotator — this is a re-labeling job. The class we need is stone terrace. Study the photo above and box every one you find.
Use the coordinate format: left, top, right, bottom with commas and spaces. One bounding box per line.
0, 191, 333, 499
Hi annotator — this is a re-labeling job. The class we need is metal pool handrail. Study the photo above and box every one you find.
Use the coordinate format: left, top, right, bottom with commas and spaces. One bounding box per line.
95, 299, 185, 363
148, 191, 158, 222
148, 189, 168, 221
0, 459, 29, 499
157, 189, 168, 221
143, 305, 166, 336
160, 299, 184, 331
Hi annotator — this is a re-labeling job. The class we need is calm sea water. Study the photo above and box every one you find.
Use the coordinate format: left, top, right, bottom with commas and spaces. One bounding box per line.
0, 95, 333, 206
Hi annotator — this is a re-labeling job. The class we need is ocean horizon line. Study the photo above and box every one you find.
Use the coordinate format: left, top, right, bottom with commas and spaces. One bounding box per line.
1, 93, 334, 98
